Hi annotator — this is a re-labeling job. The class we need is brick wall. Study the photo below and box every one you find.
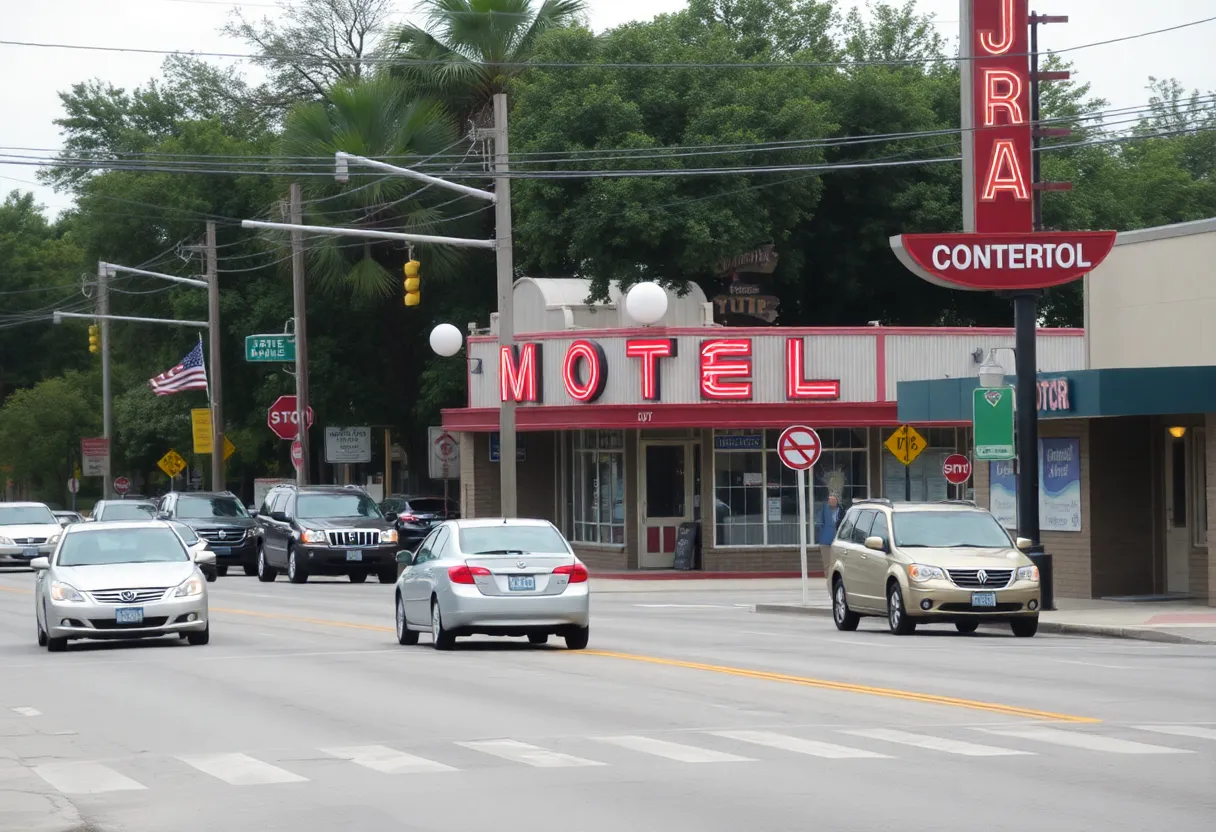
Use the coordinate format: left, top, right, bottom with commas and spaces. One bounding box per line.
1089, 417, 1155, 597
456, 431, 559, 522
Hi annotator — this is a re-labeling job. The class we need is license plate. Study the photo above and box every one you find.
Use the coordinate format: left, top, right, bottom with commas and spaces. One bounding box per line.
22, 547, 37, 558
971, 592, 997, 608
211, 546, 231, 555
115, 607, 144, 624
508, 575, 535, 592
346, 550, 363, 561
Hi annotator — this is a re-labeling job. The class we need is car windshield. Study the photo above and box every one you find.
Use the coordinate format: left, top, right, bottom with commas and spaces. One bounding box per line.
459, 525, 570, 555
169, 521, 199, 544
408, 498, 453, 514
892, 511, 1013, 548
57, 527, 189, 567
176, 496, 248, 519
297, 493, 384, 520
0, 506, 57, 526
98, 503, 157, 521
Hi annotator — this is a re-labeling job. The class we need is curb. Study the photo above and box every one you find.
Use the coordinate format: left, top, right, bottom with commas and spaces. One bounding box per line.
593, 571, 822, 581
754, 604, 832, 616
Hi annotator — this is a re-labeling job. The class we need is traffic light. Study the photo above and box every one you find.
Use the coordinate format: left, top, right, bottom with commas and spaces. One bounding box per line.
88, 325, 100, 354
403, 259, 421, 307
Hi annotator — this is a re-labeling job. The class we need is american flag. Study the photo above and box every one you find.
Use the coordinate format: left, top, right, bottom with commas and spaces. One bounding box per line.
149, 338, 209, 396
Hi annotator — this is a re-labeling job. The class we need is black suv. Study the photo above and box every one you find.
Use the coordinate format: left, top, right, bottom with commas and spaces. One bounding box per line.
255, 484, 400, 584
379, 495, 460, 550
157, 491, 259, 577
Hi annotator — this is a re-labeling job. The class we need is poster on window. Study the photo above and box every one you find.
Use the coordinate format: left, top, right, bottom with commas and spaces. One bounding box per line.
987, 439, 1081, 533
989, 460, 1017, 529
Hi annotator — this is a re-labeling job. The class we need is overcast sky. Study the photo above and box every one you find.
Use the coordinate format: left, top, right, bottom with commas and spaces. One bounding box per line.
2, 0, 1213, 218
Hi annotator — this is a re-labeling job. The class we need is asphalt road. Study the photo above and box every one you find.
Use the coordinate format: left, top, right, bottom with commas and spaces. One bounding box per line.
1, 570, 1214, 832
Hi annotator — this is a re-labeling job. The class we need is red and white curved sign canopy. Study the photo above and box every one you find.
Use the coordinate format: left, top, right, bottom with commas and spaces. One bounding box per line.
890, 231, 1117, 291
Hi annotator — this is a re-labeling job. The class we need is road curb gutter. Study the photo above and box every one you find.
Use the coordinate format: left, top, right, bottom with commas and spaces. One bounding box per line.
753, 604, 832, 617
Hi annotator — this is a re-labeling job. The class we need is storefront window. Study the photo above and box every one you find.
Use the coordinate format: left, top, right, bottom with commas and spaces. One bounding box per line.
880, 427, 960, 502
572, 430, 625, 545
714, 428, 869, 547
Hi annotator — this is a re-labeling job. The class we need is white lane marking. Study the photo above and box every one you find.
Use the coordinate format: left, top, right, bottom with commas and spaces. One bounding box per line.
11, 706, 41, 717
457, 740, 604, 768
177, 752, 310, 784
1131, 725, 1216, 742
632, 604, 743, 609
32, 762, 146, 794
712, 730, 890, 759
594, 735, 754, 763
843, 728, 1033, 757
975, 727, 1193, 755
1047, 659, 1131, 670
819, 638, 895, 649
323, 745, 456, 773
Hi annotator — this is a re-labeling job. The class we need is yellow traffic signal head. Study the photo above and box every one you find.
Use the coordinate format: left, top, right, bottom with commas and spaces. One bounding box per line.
403, 259, 421, 306
88, 325, 100, 354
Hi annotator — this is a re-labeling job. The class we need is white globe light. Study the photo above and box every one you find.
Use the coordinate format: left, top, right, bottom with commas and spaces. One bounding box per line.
429, 323, 463, 357
625, 281, 668, 326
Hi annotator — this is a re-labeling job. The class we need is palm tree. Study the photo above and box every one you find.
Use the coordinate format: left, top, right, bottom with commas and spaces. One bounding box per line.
388, 0, 588, 126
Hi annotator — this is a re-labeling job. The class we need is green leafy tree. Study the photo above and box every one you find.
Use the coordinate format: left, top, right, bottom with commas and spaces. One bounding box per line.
0, 371, 99, 500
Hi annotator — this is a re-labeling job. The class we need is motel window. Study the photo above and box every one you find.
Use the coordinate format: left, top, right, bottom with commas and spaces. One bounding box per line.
881, 428, 961, 502
571, 430, 625, 546
713, 428, 869, 547
1194, 428, 1208, 547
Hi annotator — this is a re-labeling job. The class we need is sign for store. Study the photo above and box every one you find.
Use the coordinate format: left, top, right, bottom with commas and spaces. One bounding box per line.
324, 426, 372, 464
80, 437, 109, 477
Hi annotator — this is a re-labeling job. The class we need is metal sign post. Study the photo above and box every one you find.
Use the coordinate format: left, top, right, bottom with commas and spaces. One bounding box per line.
777, 425, 823, 607
795, 467, 808, 606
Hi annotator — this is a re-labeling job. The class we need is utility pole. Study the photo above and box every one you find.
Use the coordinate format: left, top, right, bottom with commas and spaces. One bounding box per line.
290, 183, 311, 486
492, 92, 518, 518
205, 221, 224, 492
97, 262, 113, 499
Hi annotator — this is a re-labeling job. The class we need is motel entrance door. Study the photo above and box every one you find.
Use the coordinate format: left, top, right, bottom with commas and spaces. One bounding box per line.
1164, 427, 1192, 594
639, 441, 699, 568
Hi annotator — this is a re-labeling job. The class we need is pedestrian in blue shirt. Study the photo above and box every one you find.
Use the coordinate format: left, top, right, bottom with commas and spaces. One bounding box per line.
816, 494, 843, 545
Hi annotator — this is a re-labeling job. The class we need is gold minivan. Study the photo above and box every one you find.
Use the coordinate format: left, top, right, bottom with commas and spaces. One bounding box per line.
827, 499, 1041, 637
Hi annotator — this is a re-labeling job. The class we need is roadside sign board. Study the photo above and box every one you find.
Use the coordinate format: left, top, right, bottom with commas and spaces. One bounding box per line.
324, 426, 372, 464
943, 454, 973, 485
223, 435, 236, 461
157, 449, 187, 478
67, 477, 79, 494
191, 408, 213, 454
113, 476, 131, 495
80, 437, 109, 477
245, 334, 296, 363
884, 424, 927, 466
776, 425, 822, 471
973, 387, 1015, 460
429, 426, 460, 480
290, 440, 303, 471
267, 396, 314, 440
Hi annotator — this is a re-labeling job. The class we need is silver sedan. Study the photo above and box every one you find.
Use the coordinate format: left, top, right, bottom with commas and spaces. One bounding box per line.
394, 518, 590, 650
32, 521, 215, 652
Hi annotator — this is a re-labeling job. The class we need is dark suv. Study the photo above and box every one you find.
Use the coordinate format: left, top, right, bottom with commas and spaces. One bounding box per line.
157, 491, 259, 577
379, 495, 460, 550
255, 484, 400, 584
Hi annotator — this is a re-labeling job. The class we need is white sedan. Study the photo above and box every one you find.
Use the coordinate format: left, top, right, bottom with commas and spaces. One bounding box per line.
33, 521, 215, 651
394, 518, 590, 650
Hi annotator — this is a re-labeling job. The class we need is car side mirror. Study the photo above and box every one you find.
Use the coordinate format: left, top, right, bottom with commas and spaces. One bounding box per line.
195, 551, 216, 565
248, 509, 259, 518
271, 511, 289, 522
30, 557, 50, 570
395, 550, 412, 564
1015, 537, 1033, 551
384, 512, 398, 523
156, 512, 170, 520
864, 536, 887, 552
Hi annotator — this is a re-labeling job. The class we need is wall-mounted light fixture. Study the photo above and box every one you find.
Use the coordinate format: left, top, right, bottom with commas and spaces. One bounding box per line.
1168, 426, 1187, 439
468, 358, 483, 375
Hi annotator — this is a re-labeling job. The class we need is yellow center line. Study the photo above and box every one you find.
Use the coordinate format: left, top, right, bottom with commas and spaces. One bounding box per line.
579, 650, 1101, 724
0, 585, 32, 595
210, 607, 394, 633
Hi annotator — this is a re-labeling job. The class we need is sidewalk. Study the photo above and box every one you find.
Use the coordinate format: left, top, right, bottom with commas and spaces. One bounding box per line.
753, 584, 1216, 645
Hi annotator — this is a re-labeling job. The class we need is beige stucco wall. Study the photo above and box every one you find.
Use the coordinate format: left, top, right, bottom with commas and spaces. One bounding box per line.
1085, 219, 1216, 370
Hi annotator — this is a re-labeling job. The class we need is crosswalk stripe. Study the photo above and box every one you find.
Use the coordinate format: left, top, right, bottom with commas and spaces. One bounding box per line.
1132, 725, 1216, 742
457, 740, 605, 768
322, 745, 457, 774
842, 728, 1034, 757
712, 730, 890, 759
975, 727, 1193, 755
177, 752, 310, 784
595, 735, 754, 763
32, 761, 146, 794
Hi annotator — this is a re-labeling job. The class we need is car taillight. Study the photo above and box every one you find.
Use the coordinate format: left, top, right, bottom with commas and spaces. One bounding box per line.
448, 565, 491, 584
400, 514, 419, 523
553, 563, 588, 583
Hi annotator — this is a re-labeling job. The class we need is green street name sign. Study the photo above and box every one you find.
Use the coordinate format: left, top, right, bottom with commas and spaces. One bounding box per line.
245, 334, 296, 363
973, 386, 1015, 460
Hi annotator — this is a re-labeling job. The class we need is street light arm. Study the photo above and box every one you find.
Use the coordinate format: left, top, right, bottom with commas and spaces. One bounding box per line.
241, 219, 496, 250
53, 310, 210, 328
334, 151, 496, 203
99, 262, 208, 288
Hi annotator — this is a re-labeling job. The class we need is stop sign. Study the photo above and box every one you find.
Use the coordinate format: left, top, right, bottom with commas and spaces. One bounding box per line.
113, 476, 131, 495
942, 454, 972, 485
267, 395, 314, 440
290, 439, 303, 470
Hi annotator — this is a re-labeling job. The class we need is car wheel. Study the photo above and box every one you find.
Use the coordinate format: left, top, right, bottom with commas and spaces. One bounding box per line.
431, 600, 454, 650
349, 572, 367, 583
216, 565, 228, 577
287, 548, 308, 584
46, 634, 68, 653
955, 620, 979, 634
36, 613, 47, 647
204, 567, 217, 583
528, 633, 549, 645
187, 623, 210, 646
395, 595, 418, 645
832, 578, 861, 632
564, 626, 590, 651
378, 567, 396, 584
1010, 616, 1039, 638
243, 564, 257, 577
886, 583, 917, 636
256, 546, 278, 582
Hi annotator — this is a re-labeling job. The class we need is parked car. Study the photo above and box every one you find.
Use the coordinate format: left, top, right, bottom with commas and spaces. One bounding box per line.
156, 491, 258, 577
255, 484, 400, 584
52, 511, 85, 527
826, 499, 1042, 637
167, 520, 217, 582
380, 495, 460, 551
31, 520, 214, 651
0, 502, 63, 567
90, 500, 158, 522
393, 518, 590, 651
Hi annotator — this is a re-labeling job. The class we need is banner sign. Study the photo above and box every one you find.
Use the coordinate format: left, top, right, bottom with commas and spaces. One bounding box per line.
988, 438, 1081, 532
895, 231, 1118, 290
